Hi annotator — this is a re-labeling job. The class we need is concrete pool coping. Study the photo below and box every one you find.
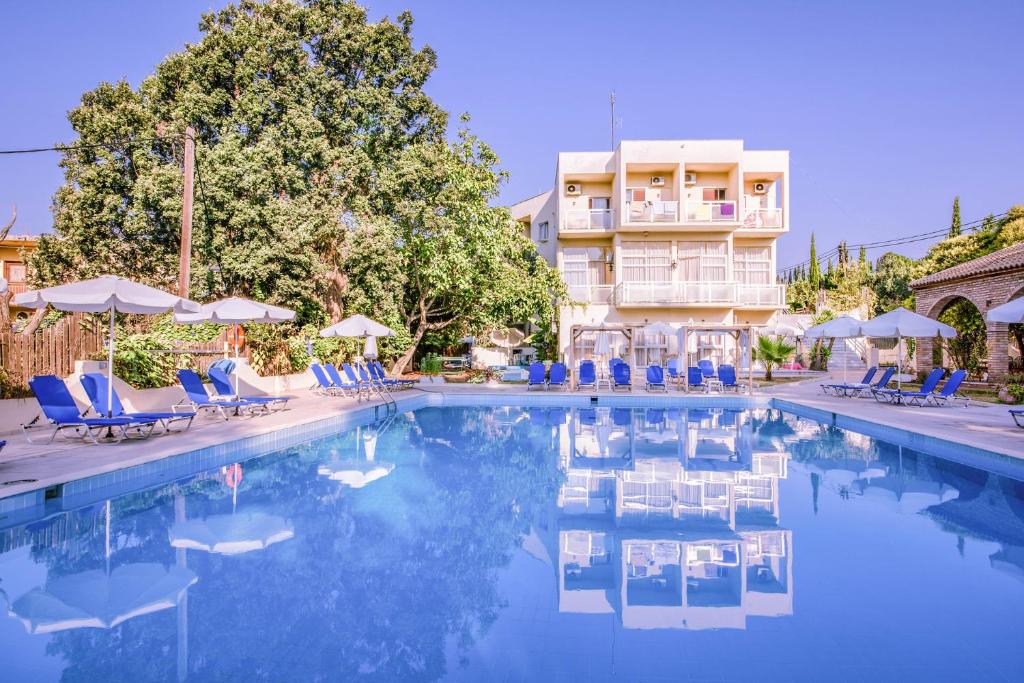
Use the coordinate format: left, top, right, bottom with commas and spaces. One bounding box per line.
1, 378, 1022, 524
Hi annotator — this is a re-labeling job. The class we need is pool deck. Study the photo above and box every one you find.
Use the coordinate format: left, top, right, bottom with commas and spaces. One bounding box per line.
0, 377, 1021, 504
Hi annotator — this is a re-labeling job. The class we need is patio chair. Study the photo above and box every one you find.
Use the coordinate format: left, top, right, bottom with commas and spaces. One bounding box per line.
612, 362, 632, 391
646, 365, 667, 392
80, 372, 195, 434
718, 365, 742, 392
577, 407, 597, 425
207, 366, 291, 411
528, 362, 546, 390
922, 369, 969, 407
577, 360, 596, 391
612, 407, 632, 427
687, 367, 707, 392
176, 369, 267, 419
548, 362, 567, 390
821, 367, 877, 396
854, 366, 895, 398
372, 361, 415, 389
646, 408, 666, 425
310, 363, 348, 396
698, 359, 716, 380
667, 358, 681, 386
1011, 409, 1024, 428
873, 368, 943, 404
23, 375, 157, 444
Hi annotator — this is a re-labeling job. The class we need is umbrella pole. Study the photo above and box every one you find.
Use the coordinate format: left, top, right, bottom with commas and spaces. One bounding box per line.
897, 335, 902, 393
107, 305, 116, 419
234, 324, 241, 398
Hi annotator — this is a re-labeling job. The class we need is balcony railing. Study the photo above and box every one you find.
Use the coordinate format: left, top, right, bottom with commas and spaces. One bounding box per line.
741, 207, 784, 229
567, 284, 614, 305
684, 201, 738, 223
614, 282, 785, 307
625, 200, 678, 223
6, 281, 28, 295
563, 209, 613, 231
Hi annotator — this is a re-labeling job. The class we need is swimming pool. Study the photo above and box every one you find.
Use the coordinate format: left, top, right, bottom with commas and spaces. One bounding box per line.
1, 402, 1023, 681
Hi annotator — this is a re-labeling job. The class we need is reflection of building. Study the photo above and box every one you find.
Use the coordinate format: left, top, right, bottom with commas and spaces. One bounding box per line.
553, 407, 793, 630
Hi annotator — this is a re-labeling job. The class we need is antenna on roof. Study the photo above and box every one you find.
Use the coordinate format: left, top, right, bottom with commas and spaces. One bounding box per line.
610, 91, 616, 150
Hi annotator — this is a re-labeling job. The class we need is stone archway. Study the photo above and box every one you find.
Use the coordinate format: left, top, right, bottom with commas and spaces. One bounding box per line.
928, 295, 987, 375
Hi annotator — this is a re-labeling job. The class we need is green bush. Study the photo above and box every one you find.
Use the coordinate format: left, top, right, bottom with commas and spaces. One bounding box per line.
420, 353, 442, 375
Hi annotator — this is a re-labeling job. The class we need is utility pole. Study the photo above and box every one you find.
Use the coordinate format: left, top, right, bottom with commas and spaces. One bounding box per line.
610, 91, 616, 150
178, 126, 196, 298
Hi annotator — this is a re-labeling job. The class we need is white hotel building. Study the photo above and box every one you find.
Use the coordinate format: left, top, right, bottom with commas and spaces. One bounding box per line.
511, 139, 788, 366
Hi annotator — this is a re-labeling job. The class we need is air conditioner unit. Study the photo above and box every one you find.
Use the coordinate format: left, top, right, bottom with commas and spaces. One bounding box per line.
565, 182, 582, 196
753, 182, 769, 194
684, 172, 697, 185
650, 176, 666, 186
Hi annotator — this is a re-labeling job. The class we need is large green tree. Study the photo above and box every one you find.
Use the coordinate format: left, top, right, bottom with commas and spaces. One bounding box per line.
31, 0, 447, 324
872, 251, 916, 314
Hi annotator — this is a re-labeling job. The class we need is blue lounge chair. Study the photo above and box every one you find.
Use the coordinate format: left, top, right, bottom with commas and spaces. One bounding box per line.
1012, 409, 1024, 428
821, 367, 877, 396
718, 365, 742, 392
874, 368, 943, 404
646, 365, 666, 392
207, 367, 291, 411
687, 367, 707, 392
23, 375, 157, 444
80, 372, 195, 434
528, 362, 546, 390
921, 369, 969, 407
698, 359, 716, 380
612, 362, 631, 391
667, 358, 681, 386
577, 407, 597, 425
335, 363, 373, 398
577, 360, 596, 391
853, 366, 895, 398
646, 408, 666, 425
548, 362, 567, 390
310, 363, 347, 396
547, 408, 568, 425
612, 407, 632, 427
372, 361, 414, 389
176, 369, 266, 419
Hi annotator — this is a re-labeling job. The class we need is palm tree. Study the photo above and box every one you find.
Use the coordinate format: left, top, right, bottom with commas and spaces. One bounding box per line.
755, 335, 796, 381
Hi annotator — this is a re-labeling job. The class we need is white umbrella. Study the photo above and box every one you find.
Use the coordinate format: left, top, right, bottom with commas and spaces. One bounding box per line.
320, 314, 396, 339
10, 563, 197, 634
175, 297, 295, 395
13, 275, 199, 418
317, 462, 395, 489
987, 296, 1024, 323
169, 511, 294, 556
803, 315, 865, 383
363, 335, 378, 360
860, 307, 957, 391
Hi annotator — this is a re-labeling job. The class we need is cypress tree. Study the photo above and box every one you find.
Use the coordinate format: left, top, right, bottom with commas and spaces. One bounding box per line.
858, 245, 868, 271
949, 196, 961, 237
809, 233, 821, 290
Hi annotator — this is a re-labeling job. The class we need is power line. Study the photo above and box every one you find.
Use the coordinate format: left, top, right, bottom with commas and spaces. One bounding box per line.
777, 211, 1009, 276
0, 135, 183, 156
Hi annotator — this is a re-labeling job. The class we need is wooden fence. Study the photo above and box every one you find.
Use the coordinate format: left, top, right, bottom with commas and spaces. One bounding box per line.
0, 313, 106, 387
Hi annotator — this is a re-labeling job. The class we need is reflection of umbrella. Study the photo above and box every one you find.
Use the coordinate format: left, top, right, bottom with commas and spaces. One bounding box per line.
805, 458, 886, 487
175, 297, 295, 395
318, 462, 395, 488
169, 511, 294, 555
10, 563, 197, 634
854, 476, 959, 513
13, 275, 198, 418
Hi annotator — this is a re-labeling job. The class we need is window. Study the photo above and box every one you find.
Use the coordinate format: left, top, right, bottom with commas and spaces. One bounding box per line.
4, 262, 26, 282
589, 197, 611, 210
734, 247, 771, 285
537, 221, 549, 241
678, 242, 728, 282
635, 331, 669, 367
702, 187, 727, 202
621, 242, 671, 283
628, 188, 646, 202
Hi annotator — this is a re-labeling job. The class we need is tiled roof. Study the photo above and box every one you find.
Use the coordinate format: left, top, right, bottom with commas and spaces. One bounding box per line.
910, 241, 1024, 288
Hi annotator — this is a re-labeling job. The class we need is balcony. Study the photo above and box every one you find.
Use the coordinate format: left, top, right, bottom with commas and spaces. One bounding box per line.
741, 207, 784, 229
613, 282, 785, 307
625, 201, 678, 223
563, 209, 613, 231
5, 281, 28, 295
567, 284, 614, 305
684, 201, 738, 223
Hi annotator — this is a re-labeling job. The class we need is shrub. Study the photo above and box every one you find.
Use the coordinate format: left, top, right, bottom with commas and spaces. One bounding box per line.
420, 353, 442, 375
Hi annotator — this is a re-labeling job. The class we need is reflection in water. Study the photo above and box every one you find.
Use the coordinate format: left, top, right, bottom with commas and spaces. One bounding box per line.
557, 407, 792, 630
0, 406, 1022, 680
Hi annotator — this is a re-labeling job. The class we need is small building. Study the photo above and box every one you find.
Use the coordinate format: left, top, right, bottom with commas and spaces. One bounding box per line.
1, 234, 39, 327
910, 241, 1024, 380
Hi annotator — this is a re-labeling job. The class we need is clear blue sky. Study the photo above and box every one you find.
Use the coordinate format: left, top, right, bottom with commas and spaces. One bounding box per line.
1, 0, 1021, 268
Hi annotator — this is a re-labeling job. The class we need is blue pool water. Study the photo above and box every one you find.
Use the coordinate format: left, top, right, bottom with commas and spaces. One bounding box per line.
1, 404, 1024, 682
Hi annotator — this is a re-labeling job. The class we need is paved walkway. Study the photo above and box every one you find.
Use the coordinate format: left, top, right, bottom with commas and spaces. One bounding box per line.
1, 377, 1021, 503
